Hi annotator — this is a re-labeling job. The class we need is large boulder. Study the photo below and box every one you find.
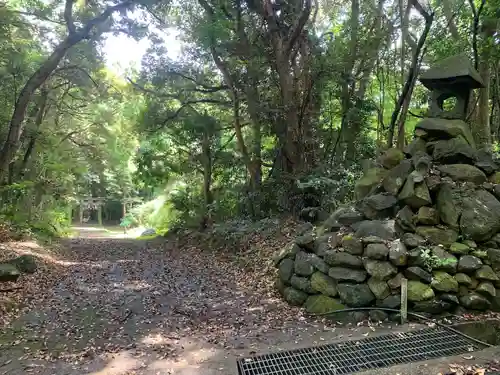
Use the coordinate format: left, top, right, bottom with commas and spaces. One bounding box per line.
283, 287, 308, 306
476, 281, 496, 298
402, 233, 426, 248
382, 160, 414, 195
354, 220, 396, 240
475, 265, 499, 281
0, 263, 21, 282
9, 254, 37, 274
310, 271, 338, 297
361, 193, 398, 219
329, 267, 367, 283
455, 273, 473, 287
432, 137, 477, 164
404, 137, 427, 157
475, 149, 499, 175
460, 189, 500, 241
414, 118, 475, 146
355, 168, 388, 200
413, 299, 453, 314
415, 226, 458, 248
377, 294, 401, 308
363, 259, 398, 281
407, 280, 435, 301
437, 164, 487, 184
304, 295, 345, 314
431, 271, 458, 292
337, 283, 375, 307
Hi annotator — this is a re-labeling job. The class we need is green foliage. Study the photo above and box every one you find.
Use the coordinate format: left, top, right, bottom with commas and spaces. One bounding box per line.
419, 247, 458, 272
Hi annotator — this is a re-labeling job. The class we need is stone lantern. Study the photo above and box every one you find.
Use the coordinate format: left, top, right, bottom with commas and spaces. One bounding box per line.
419, 54, 484, 120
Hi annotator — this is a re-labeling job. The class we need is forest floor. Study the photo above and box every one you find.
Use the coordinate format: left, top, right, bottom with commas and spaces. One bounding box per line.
0, 224, 499, 375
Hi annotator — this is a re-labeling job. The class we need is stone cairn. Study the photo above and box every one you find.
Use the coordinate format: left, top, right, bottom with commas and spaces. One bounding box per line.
273, 54, 500, 321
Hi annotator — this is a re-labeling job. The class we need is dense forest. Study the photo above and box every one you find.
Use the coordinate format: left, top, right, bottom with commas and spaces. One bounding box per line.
0, 0, 499, 236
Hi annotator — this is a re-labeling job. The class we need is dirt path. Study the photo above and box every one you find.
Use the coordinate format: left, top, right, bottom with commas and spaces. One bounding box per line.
1, 228, 375, 375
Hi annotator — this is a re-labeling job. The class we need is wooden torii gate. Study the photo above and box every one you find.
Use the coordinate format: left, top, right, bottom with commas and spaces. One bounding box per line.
78, 197, 106, 225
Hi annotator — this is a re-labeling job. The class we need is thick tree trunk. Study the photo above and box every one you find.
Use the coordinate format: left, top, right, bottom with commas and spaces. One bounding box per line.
200, 129, 213, 230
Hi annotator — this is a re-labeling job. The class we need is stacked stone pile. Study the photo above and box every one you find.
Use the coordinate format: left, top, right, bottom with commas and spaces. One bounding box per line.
274, 118, 500, 320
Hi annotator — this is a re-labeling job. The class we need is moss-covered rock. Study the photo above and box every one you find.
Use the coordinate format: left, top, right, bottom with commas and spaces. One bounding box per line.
416, 207, 439, 225
431, 271, 458, 292
460, 189, 500, 241
407, 280, 435, 301
354, 168, 388, 200
415, 226, 458, 248
337, 283, 375, 307
363, 259, 398, 281
382, 159, 413, 195
273, 242, 300, 266
476, 281, 496, 298
278, 259, 294, 282
310, 271, 338, 297
0, 263, 20, 282
475, 265, 499, 281
290, 275, 314, 294
414, 118, 475, 147
367, 278, 390, 300
328, 267, 367, 283
399, 178, 432, 209
283, 287, 308, 306
455, 273, 473, 286
379, 148, 405, 169
449, 242, 470, 255
9, 255, 37, 274
341, 235, 363, 255
457, 255, 483, 273
460, 293, 491, 310
437, 164, 487, 185
304, 295, 345, 314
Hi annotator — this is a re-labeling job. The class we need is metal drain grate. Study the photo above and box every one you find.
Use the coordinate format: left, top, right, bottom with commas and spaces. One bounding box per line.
237, 327, 486, 375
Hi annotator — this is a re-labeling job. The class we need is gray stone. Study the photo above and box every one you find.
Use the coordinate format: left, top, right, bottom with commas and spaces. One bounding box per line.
382, 159, 414, 195
294, 251, 315, 276
278, 259, 294, 282
311, 271, 338, 297
449, 242, 470, 255
431, 271, 458, 292
365, 243, 389, 260
378, 148, 405, 169
367, 277, 390, 299
413, 299, 452, 314
361, 193, 398, 219
362, 236, 386, 244
9, 255, 37, 274
408, 248, 427, 268
141, 228, 156, 236
414, 118, 475, 146
475, 149, 499, 175
460, 189, 500, 241
425, 175, 442, 192
328, 267, 367, 283
376, 294, 401, 309
487, 248, 500, 271
398, 177, 432, 209
324, 251, 363, 268
0, 263, 20, 282
432, 137, 477, 165
437, 164, 487, 184
304, 295, 345, 314
407, 280, 435, 301
388, 239, 408, 266
475, 265, 499, 281
363, 259, 398, 281
310, 254, 329, 273
431, 247, 458, 273
273, 242, 300, 266
476, 281, 496, 298
354, 220, 396, 240
396, 206, 416, 232
404, 137, 427, 157
297, 222, 314, 235
412, 152, 432, 175
290, 275, 314, 293
337, 211, 365, 226
283, 287, 308, 306
416, 207, 439, 226
405, 266, 432, 283
354, 168, 388, 200
295, 233, 316, 251
459, 293, 491, 310
402, 233, 426, 248
341, 235, 363, 255
337, 283, 375, 307
455, 273, 473, 286
369, 310, 389, 322
387, 273, 404, 289
439, 293, 460, 304
457, 255, 483, 273
415, 226, 458, 248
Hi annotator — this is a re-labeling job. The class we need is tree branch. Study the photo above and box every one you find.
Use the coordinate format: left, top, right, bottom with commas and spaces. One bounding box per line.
285, 0, 312, 55
64, 0, 76, 34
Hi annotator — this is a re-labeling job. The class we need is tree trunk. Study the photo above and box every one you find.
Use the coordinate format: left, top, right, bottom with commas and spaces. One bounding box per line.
200, 129, 213, 230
